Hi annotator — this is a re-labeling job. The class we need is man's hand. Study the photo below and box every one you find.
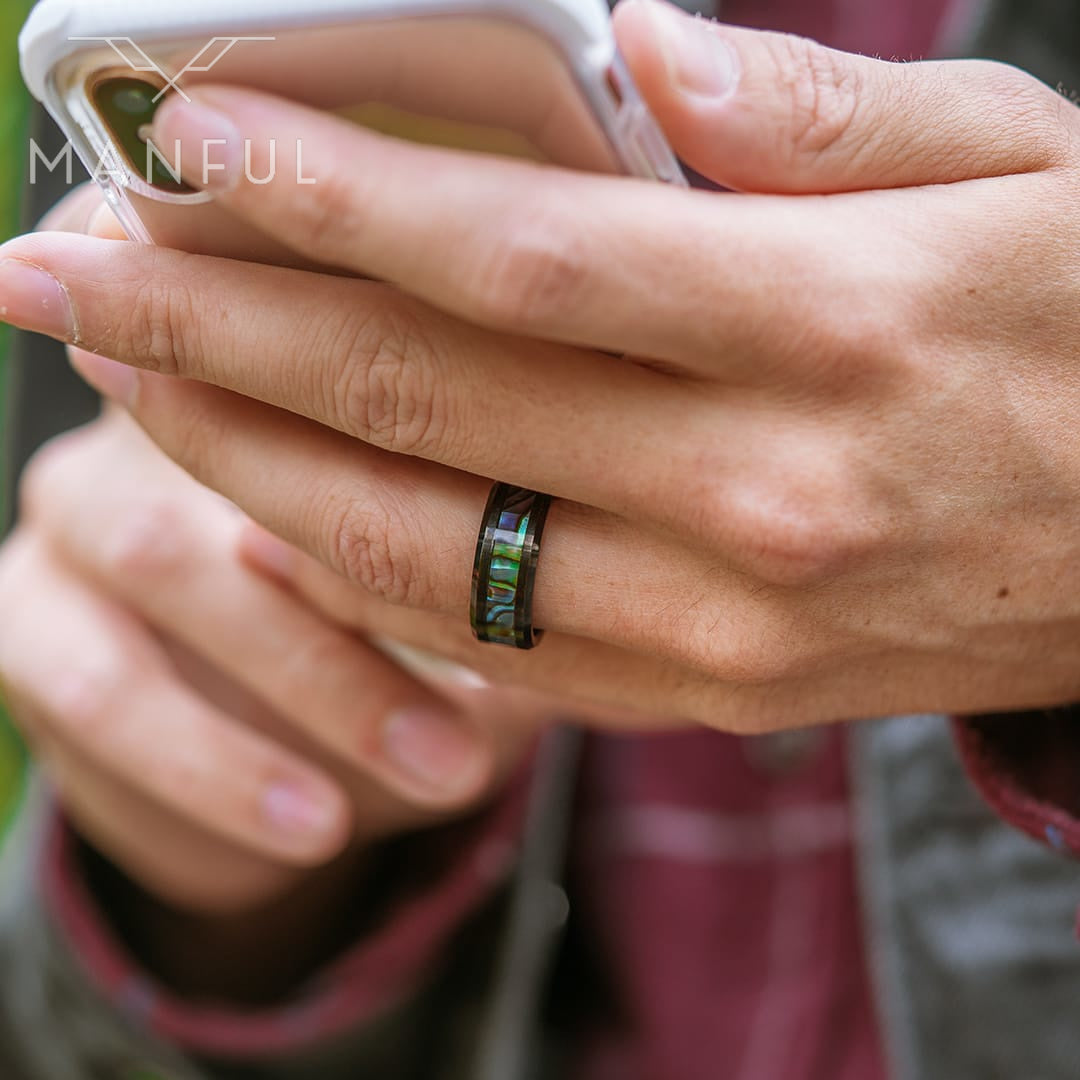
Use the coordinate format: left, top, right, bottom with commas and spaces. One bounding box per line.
5, 0, 1080, 729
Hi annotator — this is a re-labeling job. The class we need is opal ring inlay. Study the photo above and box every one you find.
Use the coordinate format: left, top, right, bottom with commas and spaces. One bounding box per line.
470, 484, 552, 649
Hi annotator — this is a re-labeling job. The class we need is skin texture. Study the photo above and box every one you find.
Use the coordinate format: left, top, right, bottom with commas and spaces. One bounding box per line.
6, 0, 1079, 725
2, 0, 1080, 963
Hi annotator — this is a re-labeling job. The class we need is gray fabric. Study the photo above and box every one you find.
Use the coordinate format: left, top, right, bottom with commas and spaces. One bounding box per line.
0, 782, 208, 1080
969, 0, 1080, 86
852, 717, 1080, 1080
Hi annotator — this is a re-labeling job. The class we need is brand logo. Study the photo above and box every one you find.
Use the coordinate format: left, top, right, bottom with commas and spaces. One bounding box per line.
68, 36, 275, 102
28, 36, 315, 190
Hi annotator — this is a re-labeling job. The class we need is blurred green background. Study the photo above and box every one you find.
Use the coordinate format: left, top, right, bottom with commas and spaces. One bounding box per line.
1, 2, 29, 394
0, 4, 25, 247
0, 2, 32, 840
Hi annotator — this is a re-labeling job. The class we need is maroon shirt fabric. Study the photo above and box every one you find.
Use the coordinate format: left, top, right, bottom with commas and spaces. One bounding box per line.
572, 729, 885, 1080
722, 0, 951, 59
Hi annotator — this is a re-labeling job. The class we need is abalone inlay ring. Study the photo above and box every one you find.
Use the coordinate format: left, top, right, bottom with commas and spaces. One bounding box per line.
470, 484, 552, 649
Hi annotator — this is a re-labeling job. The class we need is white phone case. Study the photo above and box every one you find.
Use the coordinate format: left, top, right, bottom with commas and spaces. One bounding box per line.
20, 0, 685, 243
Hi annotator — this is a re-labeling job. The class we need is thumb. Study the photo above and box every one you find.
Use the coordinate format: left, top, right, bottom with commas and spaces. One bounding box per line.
614, 0, 1071, 192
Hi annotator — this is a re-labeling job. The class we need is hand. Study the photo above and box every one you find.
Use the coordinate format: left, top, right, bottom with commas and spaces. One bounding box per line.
0, 408, 545, 928
5, 0, 1080, 730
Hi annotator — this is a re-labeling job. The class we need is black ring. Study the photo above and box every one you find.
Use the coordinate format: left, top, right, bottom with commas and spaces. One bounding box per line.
470, 484, 552, 649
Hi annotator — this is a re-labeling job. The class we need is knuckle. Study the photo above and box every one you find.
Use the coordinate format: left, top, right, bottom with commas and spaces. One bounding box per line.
469, 204, 588, 330
664, 592, 813, 687
334, 303, 447, 456
139, 737, 208, 809
774, 35, 862, 161
805, 294, 906, 383
697, 631, 803, 687
718, 475, 876, 589
17, 427, 94, 522
157, 390, 231, 485
296, 165, 365, 257
970, 61, 1070, 166
277, 630, 363, 706
125, 256, 202, 377
753, 518, 854, 588
0, 546, 19, 608
48, 663, 125, 743
100, 500, 189, 582
741, 509, 848, 588
0, 536, 37, 646
326, 487, 421, 607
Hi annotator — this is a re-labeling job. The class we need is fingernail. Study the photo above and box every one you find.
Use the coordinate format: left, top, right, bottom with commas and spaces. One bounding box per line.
383, 708, 487, 797
648, 2, 739, 101
0, 259, 76, 339
85, 202, 123, 240
264, 782, 341, 836
240, 525, 298, 581
372, 637, 493, 691
152, 96, 244, 192
444, 664, 493, 691
69, 348, 139, 406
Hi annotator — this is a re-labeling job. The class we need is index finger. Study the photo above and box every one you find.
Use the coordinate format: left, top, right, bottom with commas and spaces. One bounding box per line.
150, 85, 802, 371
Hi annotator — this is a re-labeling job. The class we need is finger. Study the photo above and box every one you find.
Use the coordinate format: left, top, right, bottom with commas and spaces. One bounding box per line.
0, 532, 351, 866
63, 316, 886, 596
233, 534, 499, 706
240, 544, 1080, 730
35, 183, 105, 234
240, 523, 644, 731
0, 136, 918, 388
126, 193, 341, 269
614, 0, 1074, 193
0, 233, 721, 532
21, 707, 307, 913
141, 83, 822, 366
66, 355, 789, 674
235, 537, 783, 729
36, 184, 132, 243
128, 64, 1067, 355
35, 181, 341, 269
24, 420, 496, 809
240, 522, 704, 732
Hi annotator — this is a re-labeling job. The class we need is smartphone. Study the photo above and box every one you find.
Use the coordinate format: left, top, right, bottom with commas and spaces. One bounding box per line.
19, 0, 685, 252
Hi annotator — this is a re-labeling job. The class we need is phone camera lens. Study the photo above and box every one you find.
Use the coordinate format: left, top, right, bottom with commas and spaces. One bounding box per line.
111, 84, 157, 117
90, 75, 193, 195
